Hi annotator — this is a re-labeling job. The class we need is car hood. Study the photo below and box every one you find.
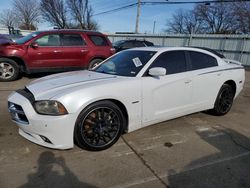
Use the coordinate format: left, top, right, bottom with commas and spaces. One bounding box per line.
26, 70, 117, 99
0, 39, 13, 45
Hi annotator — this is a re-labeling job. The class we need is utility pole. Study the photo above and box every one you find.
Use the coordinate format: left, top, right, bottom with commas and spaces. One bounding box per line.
153, 21, 156, 34
135, 0, 140, 33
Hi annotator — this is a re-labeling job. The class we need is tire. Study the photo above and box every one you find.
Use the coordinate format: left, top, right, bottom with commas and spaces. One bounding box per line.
74, 100, 126, 151
88, 58, 103, 70
212, 84, 235, 116
0, 58, 20, 82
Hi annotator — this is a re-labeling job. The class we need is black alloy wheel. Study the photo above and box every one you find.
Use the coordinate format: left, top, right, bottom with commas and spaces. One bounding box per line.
74, 101, 125, 151
212, 84, 235, 116
0, 58, 19, 81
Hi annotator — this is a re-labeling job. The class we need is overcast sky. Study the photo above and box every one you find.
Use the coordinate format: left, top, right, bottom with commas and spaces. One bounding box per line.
0, 0, 200, 34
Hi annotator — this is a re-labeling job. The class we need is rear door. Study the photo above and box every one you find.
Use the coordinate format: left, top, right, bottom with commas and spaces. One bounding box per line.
186, 50, 221, 109
60, 33, 88, 67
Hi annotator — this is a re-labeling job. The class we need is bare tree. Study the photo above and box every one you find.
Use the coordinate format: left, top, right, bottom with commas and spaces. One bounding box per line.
67, 0, 98, 30
231, 2, 250, 34
166, 2, 250, 34
166, 9, 186, 34
13, 0, 40, 30
40, 0, 69, 28
85, 6, 99, 30
166, 9, 202, 34
194, 3, 236, 34
0, 9, 19, 28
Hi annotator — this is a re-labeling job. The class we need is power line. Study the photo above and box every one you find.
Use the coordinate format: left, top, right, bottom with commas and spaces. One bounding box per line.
93, 0, 250, 16
93, 3, 138, 16
90, 0, 135, 13
142, 0, 250, 5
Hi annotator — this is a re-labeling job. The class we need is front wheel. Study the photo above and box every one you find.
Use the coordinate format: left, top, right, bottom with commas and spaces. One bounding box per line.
74, 101, 126, 151
0, 58, 19, 81
88, 58, 103, 70
212, 84, 235, 116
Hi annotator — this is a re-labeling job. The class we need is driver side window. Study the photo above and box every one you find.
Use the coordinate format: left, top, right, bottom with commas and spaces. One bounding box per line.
35, 34, 60, 46
150, 51, 187, 75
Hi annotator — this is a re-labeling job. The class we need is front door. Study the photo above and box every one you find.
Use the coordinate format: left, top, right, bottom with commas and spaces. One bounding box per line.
28, 34, 64, 68
142, 50, 193, 125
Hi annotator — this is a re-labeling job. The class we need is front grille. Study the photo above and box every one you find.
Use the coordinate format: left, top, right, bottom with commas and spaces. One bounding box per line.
8, 102, 29, 124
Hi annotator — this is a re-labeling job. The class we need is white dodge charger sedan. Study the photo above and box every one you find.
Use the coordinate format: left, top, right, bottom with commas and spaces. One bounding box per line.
8, 47, 245, 150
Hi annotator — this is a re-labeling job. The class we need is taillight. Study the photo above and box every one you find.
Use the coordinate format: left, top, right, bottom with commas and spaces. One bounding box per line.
110, 47, 116, 54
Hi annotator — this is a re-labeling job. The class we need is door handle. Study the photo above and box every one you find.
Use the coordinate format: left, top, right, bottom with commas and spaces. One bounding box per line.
184, 79, 192, 84
53, 50, 61, 53
81, 49, 89, 53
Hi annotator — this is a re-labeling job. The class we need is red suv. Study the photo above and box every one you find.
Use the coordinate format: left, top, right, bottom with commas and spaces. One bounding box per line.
0, 30, 115, 81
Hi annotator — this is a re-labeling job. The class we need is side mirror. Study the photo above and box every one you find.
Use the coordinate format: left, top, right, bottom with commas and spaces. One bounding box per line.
31, 42, 39, 49
148, 67, 166, 77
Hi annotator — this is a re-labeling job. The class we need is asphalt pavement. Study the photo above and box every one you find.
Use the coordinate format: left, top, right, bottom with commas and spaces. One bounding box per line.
0, 72, 249, 188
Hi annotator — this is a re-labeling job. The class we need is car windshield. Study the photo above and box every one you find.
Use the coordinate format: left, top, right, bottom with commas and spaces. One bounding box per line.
93, 50, 156, 77
15, 31, 41, 44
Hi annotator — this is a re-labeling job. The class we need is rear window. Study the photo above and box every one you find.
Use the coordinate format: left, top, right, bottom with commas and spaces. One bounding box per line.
144, 41, 154, 46
134, 41, 145, 47
89, 35, 108, 46
189, 51, 218, 70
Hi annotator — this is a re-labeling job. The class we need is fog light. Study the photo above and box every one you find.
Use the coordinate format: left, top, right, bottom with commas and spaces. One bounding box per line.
40, 135, 52, 144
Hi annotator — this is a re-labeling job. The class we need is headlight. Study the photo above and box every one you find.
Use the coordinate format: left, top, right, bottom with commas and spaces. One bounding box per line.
34, 100, 68, 115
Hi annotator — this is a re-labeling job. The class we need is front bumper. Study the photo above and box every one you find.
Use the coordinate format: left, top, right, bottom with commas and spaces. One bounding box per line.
8, 91, 77, 149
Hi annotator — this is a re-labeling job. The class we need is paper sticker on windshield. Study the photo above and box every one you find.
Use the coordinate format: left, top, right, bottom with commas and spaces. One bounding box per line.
132, 57, 142, 67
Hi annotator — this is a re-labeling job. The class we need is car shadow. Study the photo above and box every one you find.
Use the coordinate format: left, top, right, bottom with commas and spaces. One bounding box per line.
166, 127, 250, 188
20, 151, 98, 188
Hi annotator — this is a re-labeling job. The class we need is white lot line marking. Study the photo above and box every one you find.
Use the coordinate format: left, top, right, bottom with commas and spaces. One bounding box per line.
109, 176, 159, 188
159, 151, 250, 178
196, 126, 226, 137
73, 132, 186, 157
109, 151, 250, 188
207, 132, 225, 137
111, 138, 187, 158
196, 127, 211, 132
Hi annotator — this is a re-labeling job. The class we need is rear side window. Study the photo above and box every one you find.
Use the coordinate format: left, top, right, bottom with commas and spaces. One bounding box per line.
122, 41, 134, 48
35, 34, 60, 46
150, 51, 186, 75
61, 34, 85, 46
134, 41, 145, 47
189, 51, 218, 70
144, 41, 154, 46
89, 35, 108, 46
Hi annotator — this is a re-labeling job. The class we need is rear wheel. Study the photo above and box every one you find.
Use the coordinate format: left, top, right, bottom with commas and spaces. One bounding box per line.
74, 101, 125, 151
88, 58, 103, 70
212, 84, 235, 116
0, 58, 19, 81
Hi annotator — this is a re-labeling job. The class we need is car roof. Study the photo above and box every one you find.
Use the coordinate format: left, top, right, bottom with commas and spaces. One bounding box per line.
190, 46, 225, 58
36, 29, 103, 35
115, 39, 151, 42
127, 46, 223, 58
